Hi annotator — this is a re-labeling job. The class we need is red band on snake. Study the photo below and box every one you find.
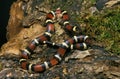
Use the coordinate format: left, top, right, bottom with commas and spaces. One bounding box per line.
19, 8, 91, 73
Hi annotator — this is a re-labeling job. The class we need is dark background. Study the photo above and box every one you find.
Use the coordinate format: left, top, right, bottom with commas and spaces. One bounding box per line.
0, 0, 16, 47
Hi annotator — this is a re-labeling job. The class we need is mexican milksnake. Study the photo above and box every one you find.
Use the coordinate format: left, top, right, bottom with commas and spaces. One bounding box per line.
19, 8, 91, 73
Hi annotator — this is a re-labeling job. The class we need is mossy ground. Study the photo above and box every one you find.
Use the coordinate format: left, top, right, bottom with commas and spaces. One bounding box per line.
77, 5, 120, 55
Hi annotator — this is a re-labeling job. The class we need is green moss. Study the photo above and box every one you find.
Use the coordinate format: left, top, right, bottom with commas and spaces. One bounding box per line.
77, 6, 120, 55
91, 0, 96, 4
0, 62, 2, 70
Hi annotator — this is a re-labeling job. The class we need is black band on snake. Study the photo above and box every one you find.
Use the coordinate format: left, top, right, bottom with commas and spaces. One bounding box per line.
19, 8, 91, 73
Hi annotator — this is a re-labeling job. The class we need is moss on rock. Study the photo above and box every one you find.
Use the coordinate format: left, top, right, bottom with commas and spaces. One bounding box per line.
77, 5, 120, 55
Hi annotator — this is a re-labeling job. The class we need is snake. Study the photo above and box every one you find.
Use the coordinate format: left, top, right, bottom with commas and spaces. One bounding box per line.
19, 8, 91, 73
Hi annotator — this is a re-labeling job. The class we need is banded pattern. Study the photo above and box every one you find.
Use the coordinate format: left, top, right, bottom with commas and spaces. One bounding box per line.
61, 10, 79, 33
19, 8, 91, 73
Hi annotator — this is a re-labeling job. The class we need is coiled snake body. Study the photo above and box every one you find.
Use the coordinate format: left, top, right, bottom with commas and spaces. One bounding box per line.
19, 8, 91, 73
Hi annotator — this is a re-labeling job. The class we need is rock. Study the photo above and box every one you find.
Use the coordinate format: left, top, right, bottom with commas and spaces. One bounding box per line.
111, 71, 120, 77
96, 0, 120, 10
0, 68, 14, 79
65, 50, 91, 62
0, 23, 45, 57
105, 0, 120, 7
96, 0, 109, 10
7, 0, 24, 40
0, 0, 120, 79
